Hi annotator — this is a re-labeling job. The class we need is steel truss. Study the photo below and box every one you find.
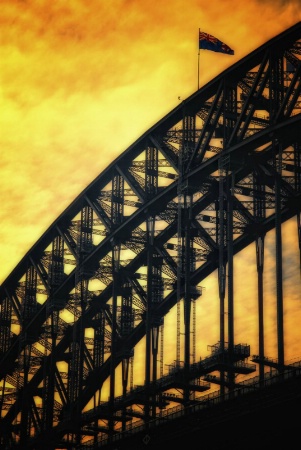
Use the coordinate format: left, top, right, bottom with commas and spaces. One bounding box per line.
0, 22, 301, 450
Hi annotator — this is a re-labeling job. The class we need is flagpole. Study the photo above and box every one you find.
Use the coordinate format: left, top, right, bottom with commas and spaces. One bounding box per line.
197, 28, 200, 90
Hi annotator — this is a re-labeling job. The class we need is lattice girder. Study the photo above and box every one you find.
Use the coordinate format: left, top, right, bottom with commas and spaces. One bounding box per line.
0, 22, 300, 449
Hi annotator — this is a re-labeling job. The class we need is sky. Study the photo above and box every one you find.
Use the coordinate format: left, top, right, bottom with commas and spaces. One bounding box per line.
1, 0, 301, 372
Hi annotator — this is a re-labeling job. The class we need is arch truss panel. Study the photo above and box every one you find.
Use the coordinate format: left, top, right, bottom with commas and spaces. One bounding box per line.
0, 21, 301, 450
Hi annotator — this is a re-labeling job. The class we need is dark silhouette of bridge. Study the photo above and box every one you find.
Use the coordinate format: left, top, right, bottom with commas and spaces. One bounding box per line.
0, 22, 300, 450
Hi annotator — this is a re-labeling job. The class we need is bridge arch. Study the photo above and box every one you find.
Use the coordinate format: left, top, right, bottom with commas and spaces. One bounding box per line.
0, 21, 301, 449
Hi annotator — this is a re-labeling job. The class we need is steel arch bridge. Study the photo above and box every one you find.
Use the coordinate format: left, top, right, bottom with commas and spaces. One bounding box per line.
1, 22, 301, 450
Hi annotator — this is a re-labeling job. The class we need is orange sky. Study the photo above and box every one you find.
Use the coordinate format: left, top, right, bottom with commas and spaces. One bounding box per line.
1, 0, 301, 367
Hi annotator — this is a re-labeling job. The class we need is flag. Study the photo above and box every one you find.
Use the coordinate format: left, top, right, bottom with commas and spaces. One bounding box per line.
199, 31, 234, 55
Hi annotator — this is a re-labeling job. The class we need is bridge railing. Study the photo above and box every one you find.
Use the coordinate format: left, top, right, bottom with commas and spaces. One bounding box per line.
80, 362, 301, 448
